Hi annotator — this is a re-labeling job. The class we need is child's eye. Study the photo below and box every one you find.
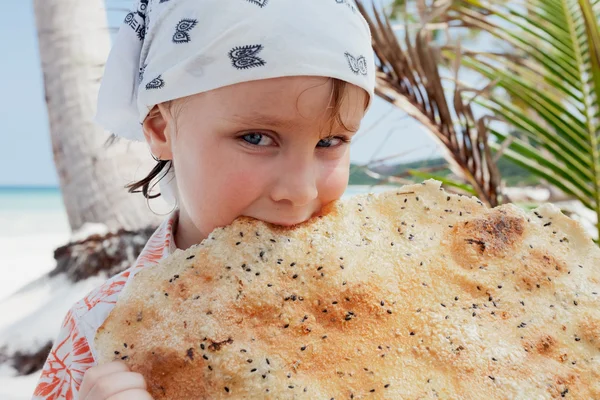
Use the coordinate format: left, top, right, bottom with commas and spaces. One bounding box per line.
241, 133, 274, 146
317, 137, 348, 148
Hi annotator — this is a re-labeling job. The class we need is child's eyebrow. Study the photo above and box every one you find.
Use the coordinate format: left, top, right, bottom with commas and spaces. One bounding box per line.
229, 113, 298, 130
230, 113, 360, 134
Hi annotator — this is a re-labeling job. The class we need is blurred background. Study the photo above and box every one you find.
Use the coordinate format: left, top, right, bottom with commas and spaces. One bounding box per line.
0, 0, 598, 398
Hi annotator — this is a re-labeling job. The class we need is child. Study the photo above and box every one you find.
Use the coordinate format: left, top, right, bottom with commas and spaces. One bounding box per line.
33, 0, 374, 398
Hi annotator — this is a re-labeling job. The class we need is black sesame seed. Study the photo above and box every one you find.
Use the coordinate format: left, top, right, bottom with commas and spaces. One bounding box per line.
384, 384, 390, 388
224, 387, 230, 392
121, 355, 129, 360
186, 255, 195, 260
301, 346, 306, 351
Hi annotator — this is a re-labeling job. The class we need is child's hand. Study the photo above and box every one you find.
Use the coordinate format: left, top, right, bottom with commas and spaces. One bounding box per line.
79, 361, 153, 400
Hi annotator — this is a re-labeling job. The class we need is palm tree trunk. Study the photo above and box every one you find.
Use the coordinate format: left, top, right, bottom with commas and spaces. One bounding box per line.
33, 0, 164, 232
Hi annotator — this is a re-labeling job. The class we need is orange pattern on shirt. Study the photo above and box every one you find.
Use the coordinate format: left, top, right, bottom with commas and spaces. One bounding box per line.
33, 213, 176, 400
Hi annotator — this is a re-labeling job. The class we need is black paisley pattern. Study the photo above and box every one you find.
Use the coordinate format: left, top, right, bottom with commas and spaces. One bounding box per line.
229, 45, 267, 69
344, 52, 368, 75
247, 0, 268, 7
145, 75, 165, 90
173, 19, 198, 43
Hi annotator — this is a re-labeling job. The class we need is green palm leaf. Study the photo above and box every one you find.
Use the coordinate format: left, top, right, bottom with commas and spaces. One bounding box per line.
446, 0, 600, 238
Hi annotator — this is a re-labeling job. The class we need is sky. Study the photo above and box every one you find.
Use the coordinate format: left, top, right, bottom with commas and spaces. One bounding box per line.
0, 0, 440, 187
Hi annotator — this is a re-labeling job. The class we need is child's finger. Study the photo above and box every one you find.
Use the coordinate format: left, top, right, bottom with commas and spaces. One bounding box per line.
107, 388, 154, 400
85, 371, 148, 400
79, 362, 130, 399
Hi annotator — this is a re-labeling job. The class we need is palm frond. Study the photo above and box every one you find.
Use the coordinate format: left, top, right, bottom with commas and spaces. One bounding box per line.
355, 0, 504, 206
445, 0, 600, 238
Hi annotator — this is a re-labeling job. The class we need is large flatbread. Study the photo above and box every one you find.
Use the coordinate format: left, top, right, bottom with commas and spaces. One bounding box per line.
95, 180, 600, 399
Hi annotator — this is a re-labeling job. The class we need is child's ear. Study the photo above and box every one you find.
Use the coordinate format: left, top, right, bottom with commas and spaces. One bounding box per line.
143, 103, 174, 161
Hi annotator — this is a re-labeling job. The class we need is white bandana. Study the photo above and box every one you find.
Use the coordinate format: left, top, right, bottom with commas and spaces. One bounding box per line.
95, 0, 376, 141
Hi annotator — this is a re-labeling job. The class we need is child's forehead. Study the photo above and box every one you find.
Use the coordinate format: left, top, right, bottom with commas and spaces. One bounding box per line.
186, 77, 326, 112
184, 77, 365, 130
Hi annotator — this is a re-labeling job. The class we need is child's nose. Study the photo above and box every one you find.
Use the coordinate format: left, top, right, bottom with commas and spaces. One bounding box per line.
269, 161, 319, 207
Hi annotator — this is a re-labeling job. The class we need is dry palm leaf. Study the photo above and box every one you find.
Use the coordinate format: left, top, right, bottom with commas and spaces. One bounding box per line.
356, 0, 503, 207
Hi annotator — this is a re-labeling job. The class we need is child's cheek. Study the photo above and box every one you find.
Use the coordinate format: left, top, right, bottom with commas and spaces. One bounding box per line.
218, 160, 271, 205
317, 156, 351, 202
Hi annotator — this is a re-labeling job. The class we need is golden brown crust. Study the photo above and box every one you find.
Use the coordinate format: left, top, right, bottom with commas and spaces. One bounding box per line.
95, 180, 600, 399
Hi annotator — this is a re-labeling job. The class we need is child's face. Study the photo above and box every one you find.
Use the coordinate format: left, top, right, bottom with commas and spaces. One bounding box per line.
145, 76, 367, 248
